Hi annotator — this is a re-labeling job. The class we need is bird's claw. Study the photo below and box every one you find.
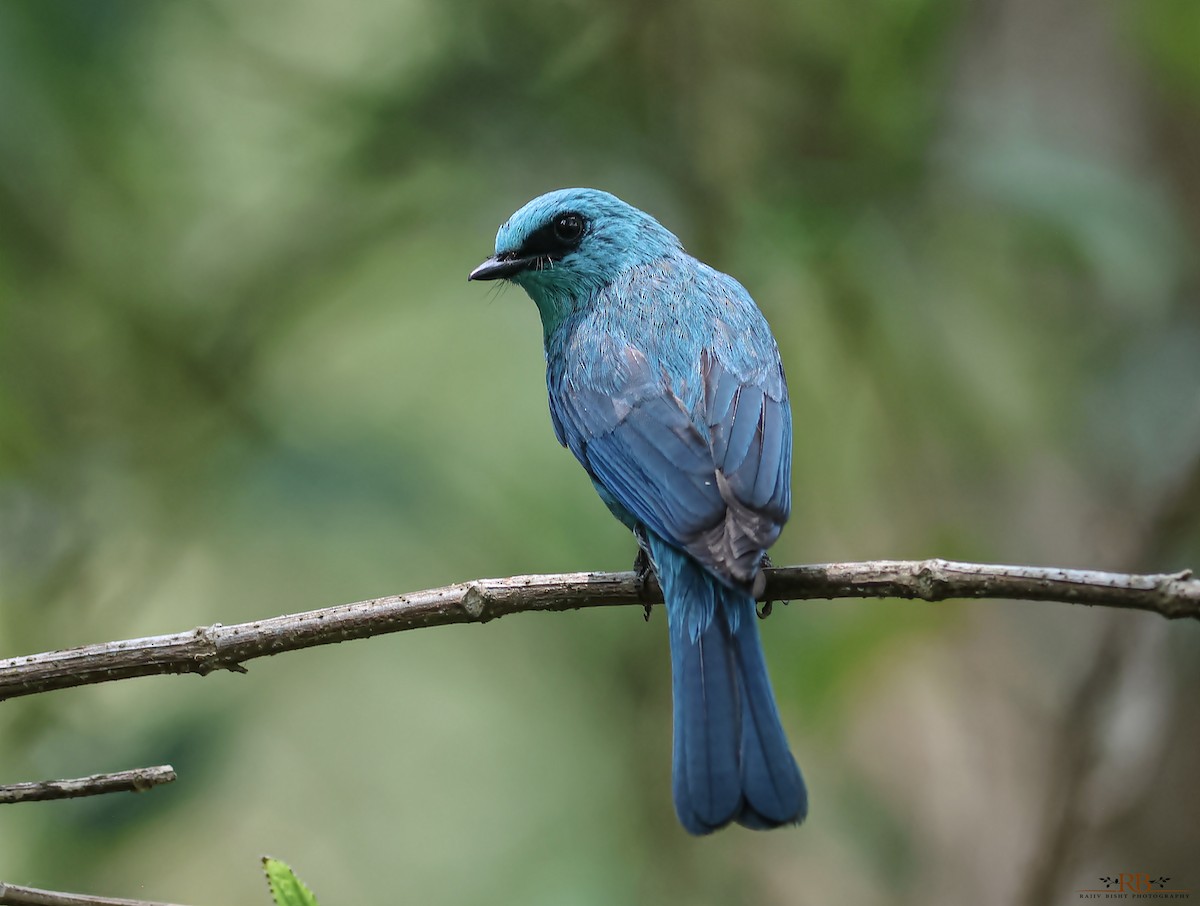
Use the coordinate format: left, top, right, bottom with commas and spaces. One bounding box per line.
633, 546, 653, 583
755, 553, 776, 619
633, 542, 657, 622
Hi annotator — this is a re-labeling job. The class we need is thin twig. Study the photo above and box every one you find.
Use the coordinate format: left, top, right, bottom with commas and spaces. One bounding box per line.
0, 881, 187, 906
0, 559, 1195, 703
0, 765, 176, 805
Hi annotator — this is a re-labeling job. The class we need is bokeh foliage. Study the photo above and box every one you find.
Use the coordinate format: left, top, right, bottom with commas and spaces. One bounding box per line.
1, 1, 1197, 904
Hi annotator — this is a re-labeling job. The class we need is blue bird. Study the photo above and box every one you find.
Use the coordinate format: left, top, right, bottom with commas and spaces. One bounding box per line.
469, 188, 807, 834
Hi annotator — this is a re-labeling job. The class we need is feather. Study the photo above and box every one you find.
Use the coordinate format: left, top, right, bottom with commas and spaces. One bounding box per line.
474, 188, 806, 834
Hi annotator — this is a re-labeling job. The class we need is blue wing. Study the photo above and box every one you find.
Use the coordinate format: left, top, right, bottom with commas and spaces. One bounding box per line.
548, 272, 791, 587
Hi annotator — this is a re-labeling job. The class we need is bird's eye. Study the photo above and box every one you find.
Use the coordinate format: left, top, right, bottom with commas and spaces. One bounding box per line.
553, 213, 584, 243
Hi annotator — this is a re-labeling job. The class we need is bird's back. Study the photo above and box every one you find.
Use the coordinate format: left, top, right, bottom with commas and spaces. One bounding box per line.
550, 255, 782, 424
545, 250, 791, 589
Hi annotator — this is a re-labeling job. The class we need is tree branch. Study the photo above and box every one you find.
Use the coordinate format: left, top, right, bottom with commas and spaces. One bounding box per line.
0, 882, 186, 906
0, 765, 176, 805
0, 559, 1195, 702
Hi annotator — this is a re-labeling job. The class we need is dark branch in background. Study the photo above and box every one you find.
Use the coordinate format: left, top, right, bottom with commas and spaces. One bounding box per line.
0, 881, 186, 906
1018, 453, 1200, 905
1019, 619, 1128, 906
0, 765, 176, 805
0, 559, 1195, 703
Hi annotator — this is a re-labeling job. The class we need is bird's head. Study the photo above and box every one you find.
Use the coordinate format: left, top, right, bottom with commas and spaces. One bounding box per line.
469, 188, 682, 334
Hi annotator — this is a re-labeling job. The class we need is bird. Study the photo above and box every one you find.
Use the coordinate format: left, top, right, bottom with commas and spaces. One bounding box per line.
469, 188, 807, 834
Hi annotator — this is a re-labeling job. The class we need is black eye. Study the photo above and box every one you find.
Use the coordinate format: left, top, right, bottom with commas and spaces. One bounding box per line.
553, 213, 584, 243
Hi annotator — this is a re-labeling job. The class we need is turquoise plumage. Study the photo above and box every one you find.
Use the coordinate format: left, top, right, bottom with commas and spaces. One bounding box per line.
470, 188, 807, 834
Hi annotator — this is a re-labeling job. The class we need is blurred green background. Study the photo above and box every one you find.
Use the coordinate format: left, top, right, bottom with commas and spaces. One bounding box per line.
1, 1, 1198, 904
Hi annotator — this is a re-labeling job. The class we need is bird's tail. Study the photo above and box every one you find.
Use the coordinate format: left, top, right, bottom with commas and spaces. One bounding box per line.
650, 535, 807, 835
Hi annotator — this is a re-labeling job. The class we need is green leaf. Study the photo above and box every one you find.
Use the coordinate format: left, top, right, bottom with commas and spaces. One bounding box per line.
262, 856, 320, 906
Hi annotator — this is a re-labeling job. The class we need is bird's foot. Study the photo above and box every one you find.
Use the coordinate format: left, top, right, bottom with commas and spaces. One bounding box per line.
632, 536, 656, 622
756, 553, 778, 619
633, 545, 653, 582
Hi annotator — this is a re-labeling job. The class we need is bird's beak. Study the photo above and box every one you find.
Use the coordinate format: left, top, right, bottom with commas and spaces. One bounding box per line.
468, 253, 533, 282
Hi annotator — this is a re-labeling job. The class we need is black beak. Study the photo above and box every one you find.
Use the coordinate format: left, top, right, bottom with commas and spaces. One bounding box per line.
468, 254, 534, 281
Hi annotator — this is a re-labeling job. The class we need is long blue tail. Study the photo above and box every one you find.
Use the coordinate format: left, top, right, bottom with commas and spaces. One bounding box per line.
650, 536, 807, 834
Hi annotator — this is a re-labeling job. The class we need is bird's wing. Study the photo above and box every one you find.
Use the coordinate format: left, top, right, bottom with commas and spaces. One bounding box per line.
698, 342, 791, 575
550, 325, 790, 587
